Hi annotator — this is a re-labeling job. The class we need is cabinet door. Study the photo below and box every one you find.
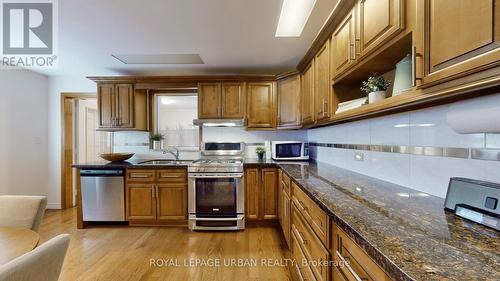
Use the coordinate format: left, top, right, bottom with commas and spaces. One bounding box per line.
198, 83, 221, 118
314, 40, 331, 121
97, 84, 114, 128
277, 75, 301, 128
157, 183, 187, 221
301, 62, 315, 125
245, 168, 260, 220
261, 168, 278, 220
282, 190, 291, 248
246, 82, 276, 128
126, 183, 156, 221
331, 10, 356, 79
423, 0, 500, 85
358, 0, 404, 57
221, 82, 245, 118
115, 84, 134, 128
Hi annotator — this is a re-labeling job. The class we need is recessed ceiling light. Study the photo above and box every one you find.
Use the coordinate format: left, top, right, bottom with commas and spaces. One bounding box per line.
112, 54, 204, 64
275, 0, 317, 37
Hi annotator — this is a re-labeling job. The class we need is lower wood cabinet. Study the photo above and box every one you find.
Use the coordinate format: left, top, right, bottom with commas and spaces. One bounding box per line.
244, 167, 278, 221
126, 168, 187, 224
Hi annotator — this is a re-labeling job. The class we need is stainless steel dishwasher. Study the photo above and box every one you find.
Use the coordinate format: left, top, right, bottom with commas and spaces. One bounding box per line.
80, 169, 125, 221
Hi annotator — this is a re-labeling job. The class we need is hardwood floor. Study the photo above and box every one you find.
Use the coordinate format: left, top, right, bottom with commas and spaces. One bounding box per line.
38, 208, 292, 281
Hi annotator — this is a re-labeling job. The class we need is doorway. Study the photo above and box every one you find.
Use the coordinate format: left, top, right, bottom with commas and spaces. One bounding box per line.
61, 93, 112, 209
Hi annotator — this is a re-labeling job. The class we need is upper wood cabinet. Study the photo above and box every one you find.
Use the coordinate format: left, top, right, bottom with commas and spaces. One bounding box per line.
198, 82, 245, 119
301, 62, 315, 125
422, 0, 500, 86
246, 82, 276, 129
331, 9, 357, 79
198, 83, 221, 118
314, 40, 331, 121
357, 0, 405, 57
277, 74, 301, 129
221, 83, 245, 118
97, 83, 147, 131
244, 167, 278, 221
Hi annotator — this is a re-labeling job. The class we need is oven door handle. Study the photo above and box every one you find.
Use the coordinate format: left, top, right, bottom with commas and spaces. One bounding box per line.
188, 174, 243, 179
189, 215, 245, 221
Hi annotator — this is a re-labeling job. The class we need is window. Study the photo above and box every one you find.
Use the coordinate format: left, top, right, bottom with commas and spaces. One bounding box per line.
155, 94, 199, 149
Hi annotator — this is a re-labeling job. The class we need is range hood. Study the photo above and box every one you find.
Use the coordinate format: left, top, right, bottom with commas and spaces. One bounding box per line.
193, 119, 247, 127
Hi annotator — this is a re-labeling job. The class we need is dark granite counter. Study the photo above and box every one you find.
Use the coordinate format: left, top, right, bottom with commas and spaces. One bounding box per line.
72, 159, 191, 169
277, 162, 499, 281
73, 158, 499, 280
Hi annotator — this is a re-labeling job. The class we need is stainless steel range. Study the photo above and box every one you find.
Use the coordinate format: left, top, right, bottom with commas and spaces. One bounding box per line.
188, 142, 245, 230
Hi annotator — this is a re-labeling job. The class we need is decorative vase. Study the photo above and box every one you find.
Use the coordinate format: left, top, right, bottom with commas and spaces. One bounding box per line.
152, 140, 163, 151
257, 153, 264, 160
368, 91, 386, 104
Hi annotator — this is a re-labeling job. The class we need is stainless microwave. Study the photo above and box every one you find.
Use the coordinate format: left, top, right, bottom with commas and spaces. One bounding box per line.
271, 141, 309, 161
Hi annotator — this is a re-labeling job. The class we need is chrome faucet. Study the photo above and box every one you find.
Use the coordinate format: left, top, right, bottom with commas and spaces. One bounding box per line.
163, 147, 180, 160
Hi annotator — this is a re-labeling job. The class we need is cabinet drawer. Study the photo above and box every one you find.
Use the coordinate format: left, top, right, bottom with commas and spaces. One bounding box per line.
292, 182, 329, 245
281, 172, 291, 196
292, 205, 329, 281
126, 170, 156, 182
157, 169, 187, 183
334, 227, 392, 281
291, 231, 317, 281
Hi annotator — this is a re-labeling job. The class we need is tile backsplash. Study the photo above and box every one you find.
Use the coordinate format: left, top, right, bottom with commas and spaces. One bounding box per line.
308, 93, 500, 198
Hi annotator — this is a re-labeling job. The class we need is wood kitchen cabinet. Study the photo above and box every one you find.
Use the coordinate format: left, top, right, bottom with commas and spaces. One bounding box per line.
277, 74, 301, 129
314, 40, 331, 121
127, 183, 157, 221
301, 62, 315, 125
421, 0, 500, 86
198, 83, 221, 118
331, 9, 356, 79
244, 167, 278, 221
246, 82, 277, 129
198, 82, 245, 119
126, 168, 187, 224
280, 171, 291, 248
97, 83, 148, 131
357, 0, 405, 58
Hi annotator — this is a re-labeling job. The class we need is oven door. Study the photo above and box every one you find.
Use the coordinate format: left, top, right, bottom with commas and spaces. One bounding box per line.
188, 173, 244, 215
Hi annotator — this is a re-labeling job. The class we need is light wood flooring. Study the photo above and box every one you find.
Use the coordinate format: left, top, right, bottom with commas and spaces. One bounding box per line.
38, 208, 291, 281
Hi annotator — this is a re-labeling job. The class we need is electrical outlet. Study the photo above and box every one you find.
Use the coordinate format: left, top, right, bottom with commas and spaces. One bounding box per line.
354, 152, 364, 162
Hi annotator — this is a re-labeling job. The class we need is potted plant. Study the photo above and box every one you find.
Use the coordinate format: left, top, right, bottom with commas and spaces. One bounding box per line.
255, 147, 266, 160
361, 73, 391, 104
150, 133, 164, 151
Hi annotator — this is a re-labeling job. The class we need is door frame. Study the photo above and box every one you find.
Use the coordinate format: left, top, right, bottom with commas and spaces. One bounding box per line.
60, 92, 96, 209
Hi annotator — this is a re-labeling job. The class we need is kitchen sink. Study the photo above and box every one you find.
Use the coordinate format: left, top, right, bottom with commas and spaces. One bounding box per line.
137, 160, 192, 166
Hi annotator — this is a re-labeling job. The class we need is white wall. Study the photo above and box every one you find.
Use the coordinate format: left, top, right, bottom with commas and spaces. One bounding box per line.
0, 70, 49, 199
47, 75, 96, 209
308, 93, 500, 198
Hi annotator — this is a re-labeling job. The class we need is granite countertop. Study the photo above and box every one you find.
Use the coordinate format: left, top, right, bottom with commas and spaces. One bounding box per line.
277, 162, 499, 281
73, 158, 499, 280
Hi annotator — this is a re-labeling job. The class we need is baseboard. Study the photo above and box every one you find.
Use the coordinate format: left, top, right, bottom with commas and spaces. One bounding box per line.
46, 203, 62, 209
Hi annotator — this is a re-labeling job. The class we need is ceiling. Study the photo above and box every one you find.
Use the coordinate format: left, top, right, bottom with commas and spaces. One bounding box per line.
40, 0, 337, 77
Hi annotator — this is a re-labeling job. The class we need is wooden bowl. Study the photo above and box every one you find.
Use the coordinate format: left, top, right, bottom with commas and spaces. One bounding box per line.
99, 153, 135, 162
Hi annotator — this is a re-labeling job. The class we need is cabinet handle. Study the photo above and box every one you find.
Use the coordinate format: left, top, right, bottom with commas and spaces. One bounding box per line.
297, 231, 307, 245
412, 46, 423, 86
130, 173, 150, 178
336, 251, 365, 281
323, 100, 328, 116
151, 185, 155, 198
355, 38, 361, 56
160, 175, 181, 178
349, 40, 356, 61
298, 200, 308, 211
155, 185, 159, 198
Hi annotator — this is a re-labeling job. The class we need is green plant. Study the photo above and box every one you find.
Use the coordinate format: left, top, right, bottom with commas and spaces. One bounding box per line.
360, 73, 391, 94
150, 133, 164, 141
255, 147, 266, 155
